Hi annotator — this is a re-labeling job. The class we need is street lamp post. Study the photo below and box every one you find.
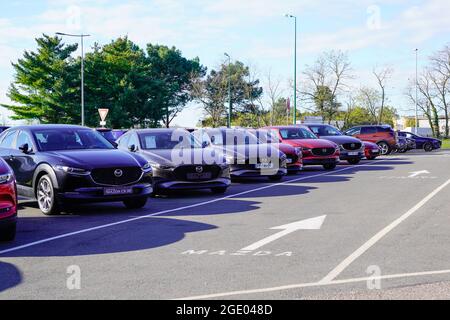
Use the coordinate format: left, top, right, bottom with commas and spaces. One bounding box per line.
56, 32, 91, 127
415, 48, 419, 134
285, 14, 297, 125
224, 53, 232, 128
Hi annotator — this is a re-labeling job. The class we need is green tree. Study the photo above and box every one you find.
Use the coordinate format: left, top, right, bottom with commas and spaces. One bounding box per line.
313, 85, 341, 123
146, 44, 206, 128
1, 34, 80, 123
193, 60, 263, 127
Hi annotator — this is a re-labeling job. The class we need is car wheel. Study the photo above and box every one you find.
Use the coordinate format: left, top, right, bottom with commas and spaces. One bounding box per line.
424, 143, 433, 152
211, 187, 228, 194
0, 223, 16, 242
347, 159, 361, 165
37, 175, 61, 216
377, 142, 390, 155
268, 175, 283, 181
323, 163, 337, 170
123, 196, 148, 209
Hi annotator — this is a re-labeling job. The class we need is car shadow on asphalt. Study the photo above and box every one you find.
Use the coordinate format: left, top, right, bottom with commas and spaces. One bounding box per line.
0, 217, 218, 257
0, 261, 22, 292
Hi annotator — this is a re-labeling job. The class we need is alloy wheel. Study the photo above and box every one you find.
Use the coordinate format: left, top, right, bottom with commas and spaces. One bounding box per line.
37, 178, 53, 213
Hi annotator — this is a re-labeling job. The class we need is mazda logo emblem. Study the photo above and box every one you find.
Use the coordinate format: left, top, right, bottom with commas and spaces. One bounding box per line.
322, 149, 327, 153
195, 166, 203, 173
114, 169, 123, 177
351, 144, 355, 148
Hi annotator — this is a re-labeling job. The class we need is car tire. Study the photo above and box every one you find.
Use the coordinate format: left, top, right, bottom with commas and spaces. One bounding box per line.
36, 175, 61, 216
424, 143, 433, 152
377, 142, 391, 155
323, 163, 337, 170
123, 196, 148, 209
268, 175, 283, 181
347, 159, 361, 165
0, 223, 16, 242
211, 187, 228, 194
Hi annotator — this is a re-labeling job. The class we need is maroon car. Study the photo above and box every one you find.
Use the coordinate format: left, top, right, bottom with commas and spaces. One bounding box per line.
0, 158, 17, 241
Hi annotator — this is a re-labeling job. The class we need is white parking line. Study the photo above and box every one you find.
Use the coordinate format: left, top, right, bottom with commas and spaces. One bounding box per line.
319, 177, 450, 283
176, 269, 450, 300
0, 161, 381, 256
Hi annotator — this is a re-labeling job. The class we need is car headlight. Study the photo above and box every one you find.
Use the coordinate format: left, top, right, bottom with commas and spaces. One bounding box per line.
361, 142, 365, 149
0, 173, 13, 184
54, 165, 91, 175
294, 147, 301, 155
302, 147, 311, 152
339, 144, 345, 151
142, 161, 153, 171
225, 155, 235, 164
154, 163, 175, 170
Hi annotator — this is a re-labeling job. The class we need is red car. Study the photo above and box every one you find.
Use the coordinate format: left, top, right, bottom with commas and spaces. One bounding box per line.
256, 129, 303, 173
0, 158, 17, 241
363, 141, 381, 160
264, 126, 340, 170
344, 125, 397, 155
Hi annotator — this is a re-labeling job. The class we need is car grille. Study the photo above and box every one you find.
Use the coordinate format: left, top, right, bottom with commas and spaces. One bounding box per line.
312, 148, 335, 156
286, 154, 299, 163
173, 165, 221, 181
91, 167, 143, 186
342, 143, 362, 151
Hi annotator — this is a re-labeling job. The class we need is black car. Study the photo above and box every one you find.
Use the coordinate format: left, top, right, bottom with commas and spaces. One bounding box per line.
305, 124, 365, 165
0, 125, 153, 215
117, 129, 231, 194
398, 131, 441, 152
195, 128, 287, 181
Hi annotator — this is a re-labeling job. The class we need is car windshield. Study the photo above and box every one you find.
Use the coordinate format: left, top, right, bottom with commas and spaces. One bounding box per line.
219, 130, 260, 146
279, 127, 317, 140
99, 130, 116, 142
310, 125, 342, 136
33, 129, 114, 151
139, 131, 202, 150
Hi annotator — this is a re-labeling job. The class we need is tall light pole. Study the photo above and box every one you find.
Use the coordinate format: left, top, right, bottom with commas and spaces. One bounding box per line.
224, 53, 232, 128
285, 14, 297, 125
415, 48, 419, 134
56, 32, 91, 126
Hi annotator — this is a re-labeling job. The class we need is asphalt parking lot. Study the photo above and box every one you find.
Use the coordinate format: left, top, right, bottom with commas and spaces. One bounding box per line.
1, 150, 450, 300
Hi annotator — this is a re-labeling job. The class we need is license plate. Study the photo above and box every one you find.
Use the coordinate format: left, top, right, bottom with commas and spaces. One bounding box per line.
186, 172, 212, 180
348, 152, 359, 156
256, 163, 274, 169
104, 187, 134, 196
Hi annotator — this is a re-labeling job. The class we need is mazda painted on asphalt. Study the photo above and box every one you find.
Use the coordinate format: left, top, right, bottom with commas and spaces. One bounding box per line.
117, 128, 231, 194
0, 125, 153, 215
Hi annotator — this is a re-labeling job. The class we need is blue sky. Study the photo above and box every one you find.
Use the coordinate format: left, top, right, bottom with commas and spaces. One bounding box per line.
1, 0, 449, 126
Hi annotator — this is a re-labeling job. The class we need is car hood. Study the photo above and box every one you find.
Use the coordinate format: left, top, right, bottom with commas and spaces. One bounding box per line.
47, 149, 144, 169
215, 143, 285, 159
318, 135, 362, 145
140, 147, 226, 166
282, 139, 338, 149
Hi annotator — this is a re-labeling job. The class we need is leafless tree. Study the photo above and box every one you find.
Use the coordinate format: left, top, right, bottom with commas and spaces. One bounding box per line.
429, 45, 450, 137
300, 50, 352, 121
373, 66, 393, 124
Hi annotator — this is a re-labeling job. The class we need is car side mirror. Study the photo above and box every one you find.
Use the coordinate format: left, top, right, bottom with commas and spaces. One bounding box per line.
128, 144, 137, 152
19, 143, 31, 154
202, 141, 209, 148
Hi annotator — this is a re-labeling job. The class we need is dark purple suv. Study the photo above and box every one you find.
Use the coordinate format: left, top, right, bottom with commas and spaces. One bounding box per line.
0, 125, 153, 215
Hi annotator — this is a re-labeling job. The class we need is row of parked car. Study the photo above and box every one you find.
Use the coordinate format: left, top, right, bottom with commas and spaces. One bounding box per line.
0, 123, 442, 241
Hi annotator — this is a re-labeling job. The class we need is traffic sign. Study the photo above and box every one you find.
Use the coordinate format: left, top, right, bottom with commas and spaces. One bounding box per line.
98, 109, 109, 122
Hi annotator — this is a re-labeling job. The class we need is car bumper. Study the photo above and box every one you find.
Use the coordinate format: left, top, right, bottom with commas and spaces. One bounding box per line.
155, 178, 231, 190
0, 213, 17, 230
302, 157, 340, 166
58, 183, 153, 202
339, 150, 364, 160
230, 165, 287, 178
287, 164, 303, 172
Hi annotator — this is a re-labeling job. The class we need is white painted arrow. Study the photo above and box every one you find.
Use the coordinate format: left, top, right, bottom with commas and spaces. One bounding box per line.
240, 215, 326, 252
408, 170, 430, 178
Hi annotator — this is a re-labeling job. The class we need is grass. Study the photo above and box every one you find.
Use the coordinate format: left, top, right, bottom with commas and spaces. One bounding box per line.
442, 139, 450, 150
